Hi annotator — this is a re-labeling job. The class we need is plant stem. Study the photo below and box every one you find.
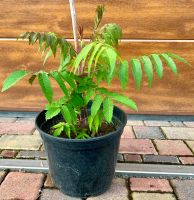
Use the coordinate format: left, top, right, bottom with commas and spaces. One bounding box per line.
68, 0, 79, 53
69, 0, 83, 74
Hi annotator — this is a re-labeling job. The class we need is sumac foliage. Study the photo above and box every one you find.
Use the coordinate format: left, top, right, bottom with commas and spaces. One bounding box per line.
1, 5, 190, 139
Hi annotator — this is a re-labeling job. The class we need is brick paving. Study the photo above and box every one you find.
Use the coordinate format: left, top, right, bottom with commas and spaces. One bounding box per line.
183, 121, 194, 127
143, 155, 180, 164
127, 120, 144, 126
40, 189, 78, 200
0, 116, 194, 199
171, 180, 194, 200
179, 156, 194, 164
0, 172, 45, 200
185, 140, 194, 153
144, 120, 171, 127
0, 150, 17, 158
88, 178, 129, 200
154, 140, 193, 156
121, 126, 135, 138
16, 150, 46, 159
162, 127, 194, 140
0, 171, 6, 184
133, 126, 164, 139
119, 139, 157, 154
170, 121, 184, 127
0, 135, 42, 150
0, 171, 193, 199
124, 154, 142, 162
0, 121, 35, 135
130, 178, 173, 192
0, 117, 193, 165
132, 193, 176, 200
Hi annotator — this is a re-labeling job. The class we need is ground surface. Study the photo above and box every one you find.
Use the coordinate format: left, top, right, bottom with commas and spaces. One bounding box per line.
0, 114, 194, 199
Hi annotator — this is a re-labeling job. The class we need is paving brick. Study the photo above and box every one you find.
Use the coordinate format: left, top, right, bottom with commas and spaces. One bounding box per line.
0, 172, 44, 200
41, 144, 45, 151
127, 120, 144, 126
0, 171, 6, 184
143, 155, 179, 164
0, 117, 16, 123
0, 121, 35, 135
117, 153, 124, 162
0, 150, 17, 158
132, 192, 176, 200
16, 117, 35, 122
186, 141, 194, 153
162, 127, 194, 140
124, 154, 142, 162
154, 140, 193, 156
183, 121, 194, 127
119, 139, 157, 155
121, 126, 135, 138
144, 120, 171, 127
170, 121, 184, 127
33, 129, 40, 135
44, 174, 55, 188
179, 157, 194, 164
40, 189, 78, 200
17, 150, 46, 159
130, 178, 173, 192
0, 135, 42, 150
88, 178, 128, 200
133, 126, 164, 139
171, 180, 194, 200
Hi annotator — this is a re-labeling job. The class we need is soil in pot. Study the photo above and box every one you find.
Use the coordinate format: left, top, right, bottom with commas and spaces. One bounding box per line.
41, 115, 119, 139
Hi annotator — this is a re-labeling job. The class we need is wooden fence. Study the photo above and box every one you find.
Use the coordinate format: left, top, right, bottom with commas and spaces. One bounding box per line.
0, 0, 194, 114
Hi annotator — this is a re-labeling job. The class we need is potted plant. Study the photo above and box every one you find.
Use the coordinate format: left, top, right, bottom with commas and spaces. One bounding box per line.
1, 3, 190, 198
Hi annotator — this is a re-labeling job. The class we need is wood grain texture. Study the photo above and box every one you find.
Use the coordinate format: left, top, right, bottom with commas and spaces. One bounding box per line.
0, 40, 193, 114
1, 0, 194, 39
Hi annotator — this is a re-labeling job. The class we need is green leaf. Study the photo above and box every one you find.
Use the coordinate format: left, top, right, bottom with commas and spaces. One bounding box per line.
38, 72, 53, 103
131, 59, 142, 90
141, 56, 153, 87
50, 36, 58, 57
106, 48, 117, 83
28, 74, 37, 85
61, 71, 76, 89
71, 94, 84, 107
84, 89, 95, 104
61, 105, 72, 124
111, 94, 138, 111
103, 98, 113, 123
88, 43, 103, 73
88, 115, 93, 131
52, 122, 65, 129
167, 52, 191, 66
93, 5, 105, 31
76, 131, 91, 139
119, 60, 129, 90
45, 107, 60, 120
100, 23, 122, 47
53, 126, 63, 137
93, 114, 100, 133
91, 94, 103, 117
50, 71, 68, 96
73, 43, 94, 72
94, 47, 106, 66
64, 124, 71, 139
160, 53, 178, 74
2, 70, 28, 92
66, 104, 77, 124
150, 54, 163, 78
43, 49, 52, 66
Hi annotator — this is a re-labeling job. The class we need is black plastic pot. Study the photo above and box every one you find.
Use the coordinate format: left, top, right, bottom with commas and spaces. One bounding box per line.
35, 105, 127, 198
